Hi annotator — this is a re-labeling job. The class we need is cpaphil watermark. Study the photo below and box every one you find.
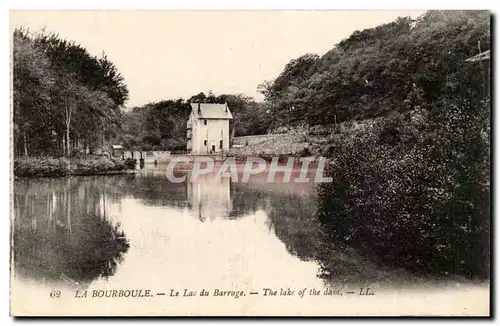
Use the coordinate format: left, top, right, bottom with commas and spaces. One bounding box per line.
161, 156, 333, 183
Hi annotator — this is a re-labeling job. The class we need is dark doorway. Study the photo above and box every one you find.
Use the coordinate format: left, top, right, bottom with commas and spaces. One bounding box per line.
212, 145, 216, 152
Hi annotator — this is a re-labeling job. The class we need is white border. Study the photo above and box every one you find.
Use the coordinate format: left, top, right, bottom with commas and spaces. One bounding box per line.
4, 1, 499, 10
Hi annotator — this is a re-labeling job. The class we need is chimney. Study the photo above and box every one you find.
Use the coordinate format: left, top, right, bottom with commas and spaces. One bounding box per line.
225, 102, 228, 113
198, 102, 201, 115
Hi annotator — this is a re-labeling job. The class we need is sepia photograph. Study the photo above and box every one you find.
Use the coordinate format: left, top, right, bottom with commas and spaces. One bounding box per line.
9, 9, 491, 316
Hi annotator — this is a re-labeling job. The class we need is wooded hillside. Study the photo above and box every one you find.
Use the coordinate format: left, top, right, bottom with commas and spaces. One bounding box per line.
259, 10, 490, 129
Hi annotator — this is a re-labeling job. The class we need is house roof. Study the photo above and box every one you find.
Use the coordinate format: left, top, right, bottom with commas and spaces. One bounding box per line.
112, 145, 123, 149
466, 50, 490, 62
190, 103, 233, 120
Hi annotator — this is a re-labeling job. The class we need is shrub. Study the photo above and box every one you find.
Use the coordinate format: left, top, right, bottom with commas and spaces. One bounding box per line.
14, 157, 70, 177
317, 103, 490, 279
14, 156, 128, 177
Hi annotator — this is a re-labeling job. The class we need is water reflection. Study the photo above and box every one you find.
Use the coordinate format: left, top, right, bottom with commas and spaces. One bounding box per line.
121, 164, 268, 221
13, 178, 130, 288
12, 167, 470, 292
121, 171, 188, 208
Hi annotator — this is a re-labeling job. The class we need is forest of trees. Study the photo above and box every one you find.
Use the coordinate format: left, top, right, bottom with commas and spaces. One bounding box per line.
13, 28, 129, 157
258, 10, 490, 129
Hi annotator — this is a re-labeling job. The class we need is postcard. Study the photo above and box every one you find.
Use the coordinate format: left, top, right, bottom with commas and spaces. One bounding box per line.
10, 9, 491, 316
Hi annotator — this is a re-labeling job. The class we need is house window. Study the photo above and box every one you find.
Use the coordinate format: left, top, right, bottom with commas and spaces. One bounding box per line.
204, 120, 207, 125
204, 140, 207, 146
220, 140, 223, 149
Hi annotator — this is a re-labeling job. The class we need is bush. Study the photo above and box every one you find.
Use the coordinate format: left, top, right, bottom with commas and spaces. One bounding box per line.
14, 156, 128, 177
317, 103, 490, 279
14, 157, 70, 177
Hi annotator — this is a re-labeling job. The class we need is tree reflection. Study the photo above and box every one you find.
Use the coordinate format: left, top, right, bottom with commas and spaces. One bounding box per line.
12, 177, 129, 287
265, 191, 327, 262
114, 172, 189, 208
229, 184, 268, 219
254, 183, 416, 287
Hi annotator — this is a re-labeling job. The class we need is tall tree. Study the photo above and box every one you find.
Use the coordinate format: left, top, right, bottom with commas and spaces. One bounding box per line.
13, 28, 129, 157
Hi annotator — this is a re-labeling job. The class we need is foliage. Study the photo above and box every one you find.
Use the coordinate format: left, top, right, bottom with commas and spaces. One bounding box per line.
317, 99, 490, 278
14, 157, 71, 177
117, 99, 190, 151
14, 156, 128, 177
259, 11, 490, 128
13, 28, 129, 157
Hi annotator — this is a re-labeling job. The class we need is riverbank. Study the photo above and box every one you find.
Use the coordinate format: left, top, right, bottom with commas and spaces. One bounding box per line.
13, 156, 137, 178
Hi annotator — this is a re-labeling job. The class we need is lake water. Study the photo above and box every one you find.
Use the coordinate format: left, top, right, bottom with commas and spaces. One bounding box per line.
11, 163, 489, 315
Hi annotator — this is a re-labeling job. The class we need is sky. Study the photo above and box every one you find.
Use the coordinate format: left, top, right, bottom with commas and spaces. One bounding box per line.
11, 10, 426, 107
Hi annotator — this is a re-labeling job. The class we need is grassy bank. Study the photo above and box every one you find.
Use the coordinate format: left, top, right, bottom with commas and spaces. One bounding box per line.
13, 156, 136, 178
